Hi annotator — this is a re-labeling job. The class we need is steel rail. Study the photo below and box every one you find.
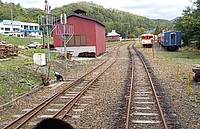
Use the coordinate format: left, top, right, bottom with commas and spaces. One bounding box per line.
54, 57, 117, 119
133, 46, 168, 129
55, 45, 120, 119
2, 45, 122, 129
2, 55, 110, 129
125, 51, 135, 129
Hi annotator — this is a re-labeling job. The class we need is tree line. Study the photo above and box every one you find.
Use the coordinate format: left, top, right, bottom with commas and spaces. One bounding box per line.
0, 1, 174, 38
50, 1, 174, 38
174, 0, 200, 49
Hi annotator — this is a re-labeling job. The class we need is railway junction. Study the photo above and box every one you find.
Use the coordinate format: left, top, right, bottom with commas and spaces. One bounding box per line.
0, 41, 199, 129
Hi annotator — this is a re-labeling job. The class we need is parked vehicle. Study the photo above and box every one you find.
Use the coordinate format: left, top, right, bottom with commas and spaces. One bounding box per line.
141, 33, 154, 48
28, 42, 41, 48
158, 30, 181, 51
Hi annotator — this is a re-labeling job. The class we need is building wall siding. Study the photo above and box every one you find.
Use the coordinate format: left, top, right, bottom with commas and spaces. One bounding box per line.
95, 23, 106, 56
107, 36, 120, 42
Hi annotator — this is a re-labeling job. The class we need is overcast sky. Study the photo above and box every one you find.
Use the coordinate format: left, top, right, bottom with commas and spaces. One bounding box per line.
2, 0, 194, 20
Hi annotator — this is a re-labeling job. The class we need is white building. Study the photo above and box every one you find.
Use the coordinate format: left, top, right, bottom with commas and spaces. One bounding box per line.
0, 20, 42, 38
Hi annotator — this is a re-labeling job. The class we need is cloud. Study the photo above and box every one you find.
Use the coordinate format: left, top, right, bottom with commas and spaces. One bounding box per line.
117, 0, 192, 19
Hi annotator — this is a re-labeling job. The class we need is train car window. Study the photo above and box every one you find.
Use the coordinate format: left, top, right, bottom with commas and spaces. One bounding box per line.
142, 35, 153, 40
171, 34, 175, 39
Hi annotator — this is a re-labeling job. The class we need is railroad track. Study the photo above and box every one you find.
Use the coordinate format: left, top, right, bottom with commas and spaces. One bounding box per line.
2, 46, 120, 129
125, 45, 168, 129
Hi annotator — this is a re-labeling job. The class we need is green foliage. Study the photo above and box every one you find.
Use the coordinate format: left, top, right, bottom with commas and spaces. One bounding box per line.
106, 42, 122, 47
0, 2, 43, 22
154, 26, 162, 35
174, 0, 200, 48
51, 2, 174, 37
154, 19, 174, 28
0, 34, 43, 46
1, 76, 7, 81
19, 78, 35, 86
19, 48, 47, 57
159, 50, 200, 64
106, 41, 130, 47
14, 86, 29, 94
0, 1, 173, 38
0, 86, 5, 94
0, 57, 29, 71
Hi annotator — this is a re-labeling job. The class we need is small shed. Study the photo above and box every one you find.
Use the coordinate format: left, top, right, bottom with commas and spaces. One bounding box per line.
53, 9, 106, 57
106, 30, 120, 42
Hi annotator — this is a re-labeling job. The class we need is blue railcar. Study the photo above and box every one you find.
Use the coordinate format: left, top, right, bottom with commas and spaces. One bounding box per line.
161, 30, 181, 51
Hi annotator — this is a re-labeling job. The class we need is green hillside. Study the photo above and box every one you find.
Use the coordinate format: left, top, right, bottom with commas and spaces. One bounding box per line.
50, 1, 173, 37
0, 1, 173, 38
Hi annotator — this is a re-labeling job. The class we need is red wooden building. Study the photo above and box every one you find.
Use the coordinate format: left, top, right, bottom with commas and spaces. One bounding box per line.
106, 30, 121, 42
53, 10, 106, 57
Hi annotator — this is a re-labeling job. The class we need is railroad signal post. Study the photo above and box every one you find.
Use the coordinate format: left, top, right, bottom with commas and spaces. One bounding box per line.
56, 11, 74, 69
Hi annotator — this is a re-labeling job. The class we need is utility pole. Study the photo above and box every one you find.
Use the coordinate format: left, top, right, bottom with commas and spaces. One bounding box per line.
11, 8, 13, 33
45, 0, 50, 62
56, 11, 74, 70
38, 0, 56, 62
8, 5, 13, 34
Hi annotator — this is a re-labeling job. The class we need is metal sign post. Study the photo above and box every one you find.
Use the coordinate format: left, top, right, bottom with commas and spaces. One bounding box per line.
56, 11, 74, 70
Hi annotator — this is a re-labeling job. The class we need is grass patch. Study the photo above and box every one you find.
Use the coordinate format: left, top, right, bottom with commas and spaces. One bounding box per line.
0, 34, 43, 46
159, 50, 200, 64
0, 86, 5, 94
0, 34, 63, 104
0, 34, 53, 46
0, 57, 30, 70
19, 49, 48, 57
14, 86, 29, 94
19, 48, 61, 60
106, 41, 122, 47
106, 41, 132, 47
